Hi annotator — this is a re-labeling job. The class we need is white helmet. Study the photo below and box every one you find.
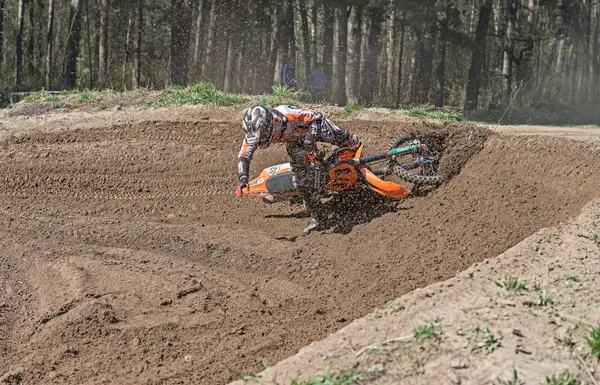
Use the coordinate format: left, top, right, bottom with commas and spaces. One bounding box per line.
242, 105, 273, 147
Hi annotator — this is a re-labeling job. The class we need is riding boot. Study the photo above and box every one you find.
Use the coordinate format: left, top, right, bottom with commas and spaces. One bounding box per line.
302, 193, 325, 234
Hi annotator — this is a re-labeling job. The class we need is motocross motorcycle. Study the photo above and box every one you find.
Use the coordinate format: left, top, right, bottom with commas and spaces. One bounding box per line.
241, 134, 442, 204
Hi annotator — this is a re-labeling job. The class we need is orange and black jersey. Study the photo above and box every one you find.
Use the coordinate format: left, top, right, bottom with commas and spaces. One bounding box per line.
237, 105, 358, 184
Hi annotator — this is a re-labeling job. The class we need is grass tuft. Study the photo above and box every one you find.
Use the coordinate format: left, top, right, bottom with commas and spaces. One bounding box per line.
545, 370, 581, 385
402, 106, 464, 122
78, 89, 98, 101
495, 275, 528, 293
407, 106, 427, 117
566, 275, 581, 283
23, 92, 43, 102
413, 317, 442, 341
153, 82, 248, 107
385, 300, 405, 313
343, 103, 363, 114
493, 369, 523, 385
465, 325, 500, 353
523, 290, 558, 307
289, 369, 363, 385
589, 232, 600, 246
588, 326, 600, 359
257, 84, 301, 107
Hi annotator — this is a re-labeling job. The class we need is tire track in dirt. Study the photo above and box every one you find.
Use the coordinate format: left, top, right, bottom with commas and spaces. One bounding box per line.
0, 113, 599, 385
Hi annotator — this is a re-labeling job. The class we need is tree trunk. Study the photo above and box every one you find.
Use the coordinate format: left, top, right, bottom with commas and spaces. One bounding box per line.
385, 0, 395, 95
27, 0, 35, 78
332, 6, 348, 105
122, 11, 134, 90
45, 0, 55, 89
224, 0, 240, 92
593, 3, 600, 103
502, 50, 512, 105
299, 0, 311, 84
98, 0, 109, 88
282, 0, 295, 72
193, 0, 204, 68
270, 0, 285, 85
310, 0, 318, 69
132, 0, 143, 88
65, 0, 82, 89
582, 0, 592, 103
464, 0, 494, 112
202, 0, 216, 79
170, 0, 193, 86
323, 5, 335, 100
15, 0, 25, 90
345, 5, 362, 104
435, 0, 450, 108
0, 0, 4, 66
415, 11, 435, 104
359, 5, 384, 105
395, 10, 406, 107
502, 0, 517, 106
234, 0, 249, 92
85, 0, 93, 88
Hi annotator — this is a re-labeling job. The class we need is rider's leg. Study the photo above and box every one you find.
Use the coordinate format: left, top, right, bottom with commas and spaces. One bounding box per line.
285, 142, 324, 233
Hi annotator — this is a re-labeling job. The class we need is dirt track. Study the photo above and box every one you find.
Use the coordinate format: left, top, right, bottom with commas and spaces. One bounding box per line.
1, 108, 599, 385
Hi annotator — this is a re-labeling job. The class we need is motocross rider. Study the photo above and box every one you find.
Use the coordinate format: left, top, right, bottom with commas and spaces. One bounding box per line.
236, 105, 361, 234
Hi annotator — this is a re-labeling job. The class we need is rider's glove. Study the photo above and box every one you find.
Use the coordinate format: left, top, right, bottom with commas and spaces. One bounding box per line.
347, 133, 361, 149
235, 182, 247, 198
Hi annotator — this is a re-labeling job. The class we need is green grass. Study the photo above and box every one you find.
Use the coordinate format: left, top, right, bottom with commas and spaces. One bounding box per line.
493, 369, 523, 385
588, 136, 600, 142
495, 275, 528, 293
588, 326, 600, 359
237, 366, 376, 385
523, 290, 558, 307
153, 82, 248, 107
385, 300, 404, 313
464, 325, 500, 353
257, 84, 301, 107
78, 89, 98, 101
590, 232, 600, 246
545, 370, 581, 385
289, 370, 363, 385
23, 92, 43, 102
401, 106, 464, 122
343, 103, 362, 114
413, 317, 442, 341
406, 106, 428, 117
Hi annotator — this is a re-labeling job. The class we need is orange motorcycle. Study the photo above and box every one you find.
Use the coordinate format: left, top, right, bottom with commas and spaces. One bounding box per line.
242, 134, 442, 204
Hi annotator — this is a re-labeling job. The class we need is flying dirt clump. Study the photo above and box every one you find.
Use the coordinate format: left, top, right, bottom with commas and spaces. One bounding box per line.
395, 123, 492, 180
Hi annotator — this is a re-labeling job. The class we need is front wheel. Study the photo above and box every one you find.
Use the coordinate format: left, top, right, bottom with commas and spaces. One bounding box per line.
387, 134, 443, 185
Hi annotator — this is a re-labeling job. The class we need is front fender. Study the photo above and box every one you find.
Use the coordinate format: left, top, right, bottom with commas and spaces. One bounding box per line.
360, 168, 409, 199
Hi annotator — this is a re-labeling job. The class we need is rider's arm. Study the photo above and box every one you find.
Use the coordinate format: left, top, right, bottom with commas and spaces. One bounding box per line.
301, 110, 323, 150
237, 137, 257, 184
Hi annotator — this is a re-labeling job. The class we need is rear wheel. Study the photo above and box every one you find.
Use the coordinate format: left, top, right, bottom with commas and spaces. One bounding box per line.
387, 134, 443, 185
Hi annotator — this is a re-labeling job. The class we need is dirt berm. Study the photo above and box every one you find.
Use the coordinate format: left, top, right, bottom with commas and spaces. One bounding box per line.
0, 108, 599, 385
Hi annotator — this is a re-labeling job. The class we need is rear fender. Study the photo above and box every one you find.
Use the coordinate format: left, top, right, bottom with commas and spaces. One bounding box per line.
243, 163, 296, 198
360, 168, 409, 199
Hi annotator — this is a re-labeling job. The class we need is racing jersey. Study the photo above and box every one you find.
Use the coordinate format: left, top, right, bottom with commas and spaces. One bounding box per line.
238, 105, 322, 183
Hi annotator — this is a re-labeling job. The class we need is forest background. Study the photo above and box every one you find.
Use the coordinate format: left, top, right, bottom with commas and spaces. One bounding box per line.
1, 0, 599, 123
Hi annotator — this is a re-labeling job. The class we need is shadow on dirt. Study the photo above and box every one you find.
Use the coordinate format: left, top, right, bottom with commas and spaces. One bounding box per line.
265, 210, 311, 219
321, 189, 407, 234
